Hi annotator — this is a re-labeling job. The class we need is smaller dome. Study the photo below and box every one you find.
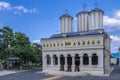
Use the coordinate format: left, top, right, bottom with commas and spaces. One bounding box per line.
59, 13, 73, 19
76, 10, 89, 16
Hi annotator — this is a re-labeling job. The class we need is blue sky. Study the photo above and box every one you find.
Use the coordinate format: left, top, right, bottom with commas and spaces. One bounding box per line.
0, 0, 120, 53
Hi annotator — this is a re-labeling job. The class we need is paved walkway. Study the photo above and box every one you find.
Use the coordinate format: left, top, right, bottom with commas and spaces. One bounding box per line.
0, 66, 120, 80
0, 70, 17, 76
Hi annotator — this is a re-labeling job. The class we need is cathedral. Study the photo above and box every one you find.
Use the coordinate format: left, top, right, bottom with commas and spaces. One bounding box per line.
41, 6, 111, 76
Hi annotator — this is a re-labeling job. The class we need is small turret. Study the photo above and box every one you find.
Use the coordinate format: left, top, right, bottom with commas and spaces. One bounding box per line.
89, 8, 104, 30
59, 14, 73, 34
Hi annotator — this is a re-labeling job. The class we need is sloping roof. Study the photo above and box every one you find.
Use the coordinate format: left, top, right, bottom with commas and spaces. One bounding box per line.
49, 30, 101, 39
50, 34, 63, 38
85, 30, 100, 35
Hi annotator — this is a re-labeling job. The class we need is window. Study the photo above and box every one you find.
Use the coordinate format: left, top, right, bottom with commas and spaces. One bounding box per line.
92, 40, 95, 45
73, 42, 76, 45
61, 43, 63, 46
82, 41, 85, 45
43, 44, 45, 47
65, 41, 71, 46
78, 41, 80, 45
57, 43, 59, 46
83, 54, 89, 65
50, 44, 52, 47
47, 44, 49, 47
87, 40, 90, 45
92, 54, 98, 65
46, 55, 51, 65
54, 44, 56, 47
97, 40, 100, 44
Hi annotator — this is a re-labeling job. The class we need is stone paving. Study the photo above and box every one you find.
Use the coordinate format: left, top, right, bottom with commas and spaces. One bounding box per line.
0, 66, 119, 80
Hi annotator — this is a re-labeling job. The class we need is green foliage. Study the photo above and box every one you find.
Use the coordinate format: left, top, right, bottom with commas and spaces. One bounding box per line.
0, 26, 42, 69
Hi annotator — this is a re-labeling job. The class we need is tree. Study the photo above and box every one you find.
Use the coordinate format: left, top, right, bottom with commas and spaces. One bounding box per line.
0, 26, 42, 69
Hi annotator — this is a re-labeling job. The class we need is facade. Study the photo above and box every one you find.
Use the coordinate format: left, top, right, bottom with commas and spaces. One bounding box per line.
41, 8, 111, 76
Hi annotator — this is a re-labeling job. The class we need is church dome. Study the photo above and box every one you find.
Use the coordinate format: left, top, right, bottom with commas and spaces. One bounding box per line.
59, 13, 73, 19
91, 8, 104, 13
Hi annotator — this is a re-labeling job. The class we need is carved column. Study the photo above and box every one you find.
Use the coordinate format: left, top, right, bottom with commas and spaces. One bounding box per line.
65, 57, 67, 71
80, 56, 83, 66
89, 56, 92, 66
72, 56, 75, 72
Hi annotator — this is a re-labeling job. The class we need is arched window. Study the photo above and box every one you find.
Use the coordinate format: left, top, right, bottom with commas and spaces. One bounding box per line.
43, 44, 45, 47
92, 54, 98, 65
73, 42, 76, 45
78, 41, 80, 45
57, 43, 59, 46
46, 55, 51, 65
61, 43, 63, 46
67, 55, 72, 65
53, 55, 58, 65
87, 40, 90, 45
47, 44, 49, 47
83, 54, 89, 65
54, 43, 56, 47
92, 40, 95, 45
82, 41, 85, 45
97, 40, 100, 44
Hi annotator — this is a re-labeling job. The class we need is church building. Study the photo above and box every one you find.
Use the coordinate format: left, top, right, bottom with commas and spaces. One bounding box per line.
41, 6, 111, 76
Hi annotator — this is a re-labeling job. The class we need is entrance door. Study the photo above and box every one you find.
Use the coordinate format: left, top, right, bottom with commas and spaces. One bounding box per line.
75, 54, 80, 71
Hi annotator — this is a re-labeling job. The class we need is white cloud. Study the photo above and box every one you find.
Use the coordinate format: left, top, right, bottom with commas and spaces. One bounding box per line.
14, 6, 28, 13
33, 40, 40, 43
0, 1, 38, 14
110, 35, 120, 53
0, 1, 11, 10
110, 35, 120, 41
103, 9, 120, 30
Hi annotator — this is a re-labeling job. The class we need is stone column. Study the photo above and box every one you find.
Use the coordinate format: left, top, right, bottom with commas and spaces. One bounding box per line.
58, 56, 60, 71
72, 56, 75, 72
65, 57, 67, 71
89, 56, 92, 66
80, 56, 83, 66
51, 57, 53, 67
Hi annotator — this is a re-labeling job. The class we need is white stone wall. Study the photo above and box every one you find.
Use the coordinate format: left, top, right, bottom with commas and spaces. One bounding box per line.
41, 34, 105, 75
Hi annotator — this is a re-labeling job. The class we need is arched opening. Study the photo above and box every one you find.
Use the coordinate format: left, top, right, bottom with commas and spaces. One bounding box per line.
60, 55, 65, 71
53, 55, 58, 65
83, 54, 89, 65
75, 54, 80, 71
67, 55, 72, 72
92, 54, 98, 65
46, 55, 51, 65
